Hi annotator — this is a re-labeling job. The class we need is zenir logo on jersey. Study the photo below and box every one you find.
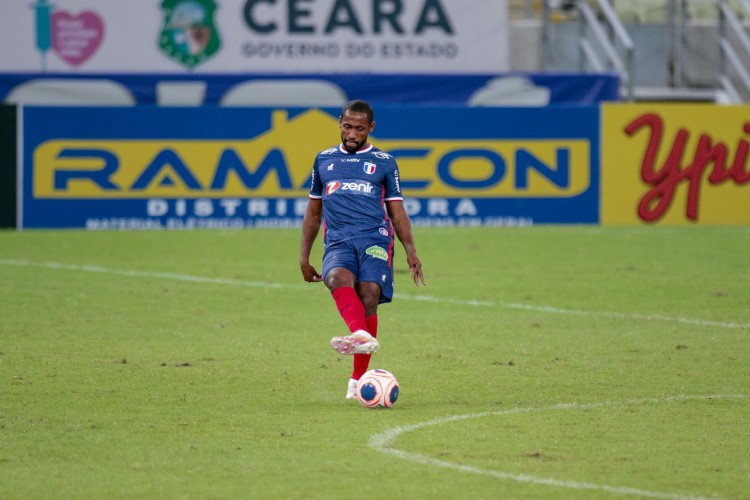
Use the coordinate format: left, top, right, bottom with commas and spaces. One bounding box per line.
326, 180, 374, 195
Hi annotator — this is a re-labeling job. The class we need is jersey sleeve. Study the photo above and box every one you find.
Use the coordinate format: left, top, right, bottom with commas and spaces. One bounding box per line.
384, 159, 404, 202
308, 155, 323, 199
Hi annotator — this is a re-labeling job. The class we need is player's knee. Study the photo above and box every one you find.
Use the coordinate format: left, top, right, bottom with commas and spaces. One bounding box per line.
356, 284, 380, 312
360, 294, 377, 310
325, 268, 355, 290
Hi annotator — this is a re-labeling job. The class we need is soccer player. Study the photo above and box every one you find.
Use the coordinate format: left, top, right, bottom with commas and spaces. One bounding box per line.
299, 99, 425, 399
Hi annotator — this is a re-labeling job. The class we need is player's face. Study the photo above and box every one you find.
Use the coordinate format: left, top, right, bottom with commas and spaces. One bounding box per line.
339, 110, 375, 153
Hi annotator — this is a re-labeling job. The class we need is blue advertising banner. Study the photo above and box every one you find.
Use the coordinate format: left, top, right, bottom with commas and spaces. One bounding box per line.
1, 73, 620, 107
20, 105, 600, 229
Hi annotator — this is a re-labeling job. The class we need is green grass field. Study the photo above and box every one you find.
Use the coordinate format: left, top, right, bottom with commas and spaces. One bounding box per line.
1, 226, 748, 499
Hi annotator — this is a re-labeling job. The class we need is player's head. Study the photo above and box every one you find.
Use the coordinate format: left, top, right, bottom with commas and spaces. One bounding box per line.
339, 100, 375, 154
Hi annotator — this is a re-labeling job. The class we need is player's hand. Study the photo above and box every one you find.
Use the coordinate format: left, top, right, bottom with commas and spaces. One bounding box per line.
408, 255, 425, 287
300, 261, 323, 282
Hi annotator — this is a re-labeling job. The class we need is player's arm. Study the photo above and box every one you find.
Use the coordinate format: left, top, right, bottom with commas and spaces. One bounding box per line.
300, 197, 323, 282
386, 200, 425, 287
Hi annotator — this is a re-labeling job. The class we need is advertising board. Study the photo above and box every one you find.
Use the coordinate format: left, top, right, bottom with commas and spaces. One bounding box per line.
0, 0, 508, 74
602, 104, 750, 225
20, 105, 600, 229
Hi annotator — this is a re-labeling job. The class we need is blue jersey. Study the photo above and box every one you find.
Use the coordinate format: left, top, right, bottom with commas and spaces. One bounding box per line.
309, 143, 403, 244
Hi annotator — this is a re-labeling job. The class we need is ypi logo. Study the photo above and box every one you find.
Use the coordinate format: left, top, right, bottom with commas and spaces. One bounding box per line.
159, 0, 221, 69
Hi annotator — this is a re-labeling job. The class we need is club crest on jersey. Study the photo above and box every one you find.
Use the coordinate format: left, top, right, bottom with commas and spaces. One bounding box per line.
363, 162, 376, 175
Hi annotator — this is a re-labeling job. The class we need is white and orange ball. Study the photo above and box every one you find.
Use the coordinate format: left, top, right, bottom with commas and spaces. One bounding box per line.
356, 369, 400, 408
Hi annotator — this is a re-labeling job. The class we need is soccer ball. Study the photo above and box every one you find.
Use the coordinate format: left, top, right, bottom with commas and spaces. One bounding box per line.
356, 369, 399, 408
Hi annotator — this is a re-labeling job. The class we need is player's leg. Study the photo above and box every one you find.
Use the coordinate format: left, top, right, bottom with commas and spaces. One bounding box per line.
326, 267, 379, 353
322, 243, 379, 356
322, 241, 367, 333
351, 282, 381, 382
347, 320, 379, 399
326, 271, 380, 356
349, 238, 395, 384
326, 267, 367, 333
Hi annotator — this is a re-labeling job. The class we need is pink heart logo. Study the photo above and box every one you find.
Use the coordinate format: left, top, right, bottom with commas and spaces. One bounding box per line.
51, 10, 105, 67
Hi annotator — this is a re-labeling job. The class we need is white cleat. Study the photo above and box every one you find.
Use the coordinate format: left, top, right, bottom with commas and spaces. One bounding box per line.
330, 330, 380, 355
346, 378, 359, 399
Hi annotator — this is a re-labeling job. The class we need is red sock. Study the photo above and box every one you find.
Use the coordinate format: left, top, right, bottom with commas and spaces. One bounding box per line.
352, 314, 378, 380
331, 287, 367, 333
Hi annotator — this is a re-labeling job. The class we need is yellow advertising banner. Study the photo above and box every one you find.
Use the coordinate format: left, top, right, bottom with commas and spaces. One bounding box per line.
602, 103, 750, 225
33, 109, 590, 199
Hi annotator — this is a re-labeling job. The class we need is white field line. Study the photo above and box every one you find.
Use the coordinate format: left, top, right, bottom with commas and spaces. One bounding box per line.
0, 257, 311, 291
369, 394, 750, 500
1, 258, 748, 330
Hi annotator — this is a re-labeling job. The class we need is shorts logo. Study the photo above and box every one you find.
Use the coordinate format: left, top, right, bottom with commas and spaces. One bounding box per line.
363, 162, 376, 175
379, 227, 389, 237
366, 245, 389, 261
325, 181, 341, 195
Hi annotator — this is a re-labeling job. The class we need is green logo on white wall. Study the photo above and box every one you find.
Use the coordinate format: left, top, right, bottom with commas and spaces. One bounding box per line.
159, 0, 221, 69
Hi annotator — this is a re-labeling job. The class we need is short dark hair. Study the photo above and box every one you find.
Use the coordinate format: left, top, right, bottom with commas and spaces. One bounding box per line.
341, 100, 374, 124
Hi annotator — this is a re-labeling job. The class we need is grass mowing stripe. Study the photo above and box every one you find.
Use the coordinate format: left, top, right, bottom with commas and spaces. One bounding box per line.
499, 303, 750, 330
370, 394, 750, 500
0, 258, 502, 308
2, 257, 748, 330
